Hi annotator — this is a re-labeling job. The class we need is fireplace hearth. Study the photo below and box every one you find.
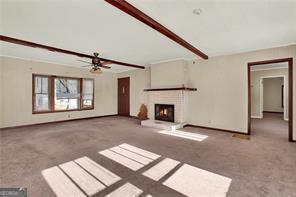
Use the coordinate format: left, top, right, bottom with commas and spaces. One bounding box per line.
155, 104, 174, 122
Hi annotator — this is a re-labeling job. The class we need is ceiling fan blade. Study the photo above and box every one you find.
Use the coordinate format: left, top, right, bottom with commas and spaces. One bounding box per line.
81, 65, 92, 67
101, 61, 112, 66
100, 65, 111, 69
78, 59, 91, 64
0, 35, 145, 69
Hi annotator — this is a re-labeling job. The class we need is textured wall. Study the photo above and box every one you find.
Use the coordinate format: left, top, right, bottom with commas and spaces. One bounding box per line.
150, 59, 188, 88
0, 56, 117, 128
187, 45, 295, 137
117, 68, 151, 117
263, 77, 284, 113
119, 45, 296, 140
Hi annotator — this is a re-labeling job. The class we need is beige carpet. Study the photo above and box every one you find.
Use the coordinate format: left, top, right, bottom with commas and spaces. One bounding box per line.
251, 112, 289, 141
0, 115, 295, 196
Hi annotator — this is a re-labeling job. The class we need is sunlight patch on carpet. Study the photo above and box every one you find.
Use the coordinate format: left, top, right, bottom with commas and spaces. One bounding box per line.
158, 130, 208, 141
163, 164, 232, 197
42, 156, 121, 197
105, 182, 143, 197
143, 158, 180, 181
99, 143, 160, 171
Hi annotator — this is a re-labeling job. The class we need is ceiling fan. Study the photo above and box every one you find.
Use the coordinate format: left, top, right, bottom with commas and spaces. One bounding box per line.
78, 52, 112, 74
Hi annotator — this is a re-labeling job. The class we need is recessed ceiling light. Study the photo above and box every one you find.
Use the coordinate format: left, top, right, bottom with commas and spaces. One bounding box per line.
192, 8, 202, 15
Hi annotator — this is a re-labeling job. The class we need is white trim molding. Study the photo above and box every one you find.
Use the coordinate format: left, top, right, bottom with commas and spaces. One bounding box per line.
251, 116, 262, 119
251, 66, 288, 72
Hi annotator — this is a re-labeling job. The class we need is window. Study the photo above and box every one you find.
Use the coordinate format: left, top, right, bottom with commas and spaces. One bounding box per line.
33, 75, 50, 111
55, 78, 80, 110
82, 79, 94, 109
33, 75, 94, 113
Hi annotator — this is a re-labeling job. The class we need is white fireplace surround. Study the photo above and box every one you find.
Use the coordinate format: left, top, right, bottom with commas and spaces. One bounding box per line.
148, 90, 188, 123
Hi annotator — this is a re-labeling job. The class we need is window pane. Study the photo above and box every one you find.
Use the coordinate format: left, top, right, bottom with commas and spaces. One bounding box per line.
83, 99, 93, 107
34, 76, 49, 111
35, 94, 49, 111
55, 98, 79, 110
82, 79, 93, 100
35, 77, 41, 93
35, 76, 48, 94
41, 77, 48, 93
82, 79, 94, 108
54, 78, 80, 110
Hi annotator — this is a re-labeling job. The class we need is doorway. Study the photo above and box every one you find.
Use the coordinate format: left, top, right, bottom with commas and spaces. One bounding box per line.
248, 58, 293, 142
118, 77, 130, 116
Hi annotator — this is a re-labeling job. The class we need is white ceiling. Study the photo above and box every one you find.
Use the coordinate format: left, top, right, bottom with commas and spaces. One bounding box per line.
1, 0, 295, 73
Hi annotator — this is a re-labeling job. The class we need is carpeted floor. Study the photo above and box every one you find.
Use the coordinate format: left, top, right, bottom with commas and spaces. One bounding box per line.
251, 112, 289, 141
0, 115, 295, 197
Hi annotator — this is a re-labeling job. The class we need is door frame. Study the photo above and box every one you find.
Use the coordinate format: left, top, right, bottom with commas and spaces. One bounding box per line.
259, 75, 286, 120
117, 77, 130, 116
247, 57, 293, 142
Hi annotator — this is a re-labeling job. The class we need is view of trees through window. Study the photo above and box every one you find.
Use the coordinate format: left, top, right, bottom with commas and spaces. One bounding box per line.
33, 75, 94, 113
55, 78, 80, 110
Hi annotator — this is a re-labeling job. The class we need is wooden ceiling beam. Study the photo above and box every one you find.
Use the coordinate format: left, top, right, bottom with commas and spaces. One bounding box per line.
0, 35, 145, 69
105, 0, 208, 60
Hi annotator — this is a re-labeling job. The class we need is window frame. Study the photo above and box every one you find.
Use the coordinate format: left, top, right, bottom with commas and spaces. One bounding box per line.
32, 74, 51, 113
32, 74, 94, 114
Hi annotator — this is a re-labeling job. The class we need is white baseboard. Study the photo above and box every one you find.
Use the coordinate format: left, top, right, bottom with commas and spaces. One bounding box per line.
251, 116, 262, 119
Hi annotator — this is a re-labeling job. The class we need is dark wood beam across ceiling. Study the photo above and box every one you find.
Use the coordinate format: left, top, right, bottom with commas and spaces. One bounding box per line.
0, 35, 145, 69
105, 0, 208, 60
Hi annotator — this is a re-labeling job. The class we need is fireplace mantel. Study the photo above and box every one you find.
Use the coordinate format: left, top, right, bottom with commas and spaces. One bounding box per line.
144, 87, 197, 92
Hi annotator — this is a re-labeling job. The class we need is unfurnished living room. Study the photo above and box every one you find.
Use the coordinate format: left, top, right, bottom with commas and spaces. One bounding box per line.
0, 0, 295, 197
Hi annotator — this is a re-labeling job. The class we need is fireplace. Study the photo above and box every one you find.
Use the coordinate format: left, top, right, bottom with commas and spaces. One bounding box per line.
155, 104, 174, 122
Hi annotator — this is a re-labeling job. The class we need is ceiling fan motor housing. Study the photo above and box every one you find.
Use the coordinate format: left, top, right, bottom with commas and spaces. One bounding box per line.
92, 58, 100, 65
92, 52, 101, 66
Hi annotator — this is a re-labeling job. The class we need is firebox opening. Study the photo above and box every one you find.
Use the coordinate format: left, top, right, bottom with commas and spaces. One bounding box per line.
155, 104, 174, 122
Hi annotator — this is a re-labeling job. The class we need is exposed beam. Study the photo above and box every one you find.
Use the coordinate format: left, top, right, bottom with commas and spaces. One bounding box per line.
0, 35, 145, 69
105, 0, 208, 60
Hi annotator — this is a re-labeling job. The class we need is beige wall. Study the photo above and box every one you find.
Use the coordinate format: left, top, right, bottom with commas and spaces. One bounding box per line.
263, 77, 284, 113
2, 44, 296, 141
186, 56, 247, 132
0, 56, 117, 128
117, 68, 150, 117
150, 59, 188, 88
251, 68, 288, 119
122, 44, 296, 140
187, 45, 295, 138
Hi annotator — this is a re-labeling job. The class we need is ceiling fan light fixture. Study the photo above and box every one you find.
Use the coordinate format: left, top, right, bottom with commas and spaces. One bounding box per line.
90, 67, 102, 74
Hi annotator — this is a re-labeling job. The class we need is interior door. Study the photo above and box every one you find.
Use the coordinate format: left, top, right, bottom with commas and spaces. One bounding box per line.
118, 77, 130, 116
